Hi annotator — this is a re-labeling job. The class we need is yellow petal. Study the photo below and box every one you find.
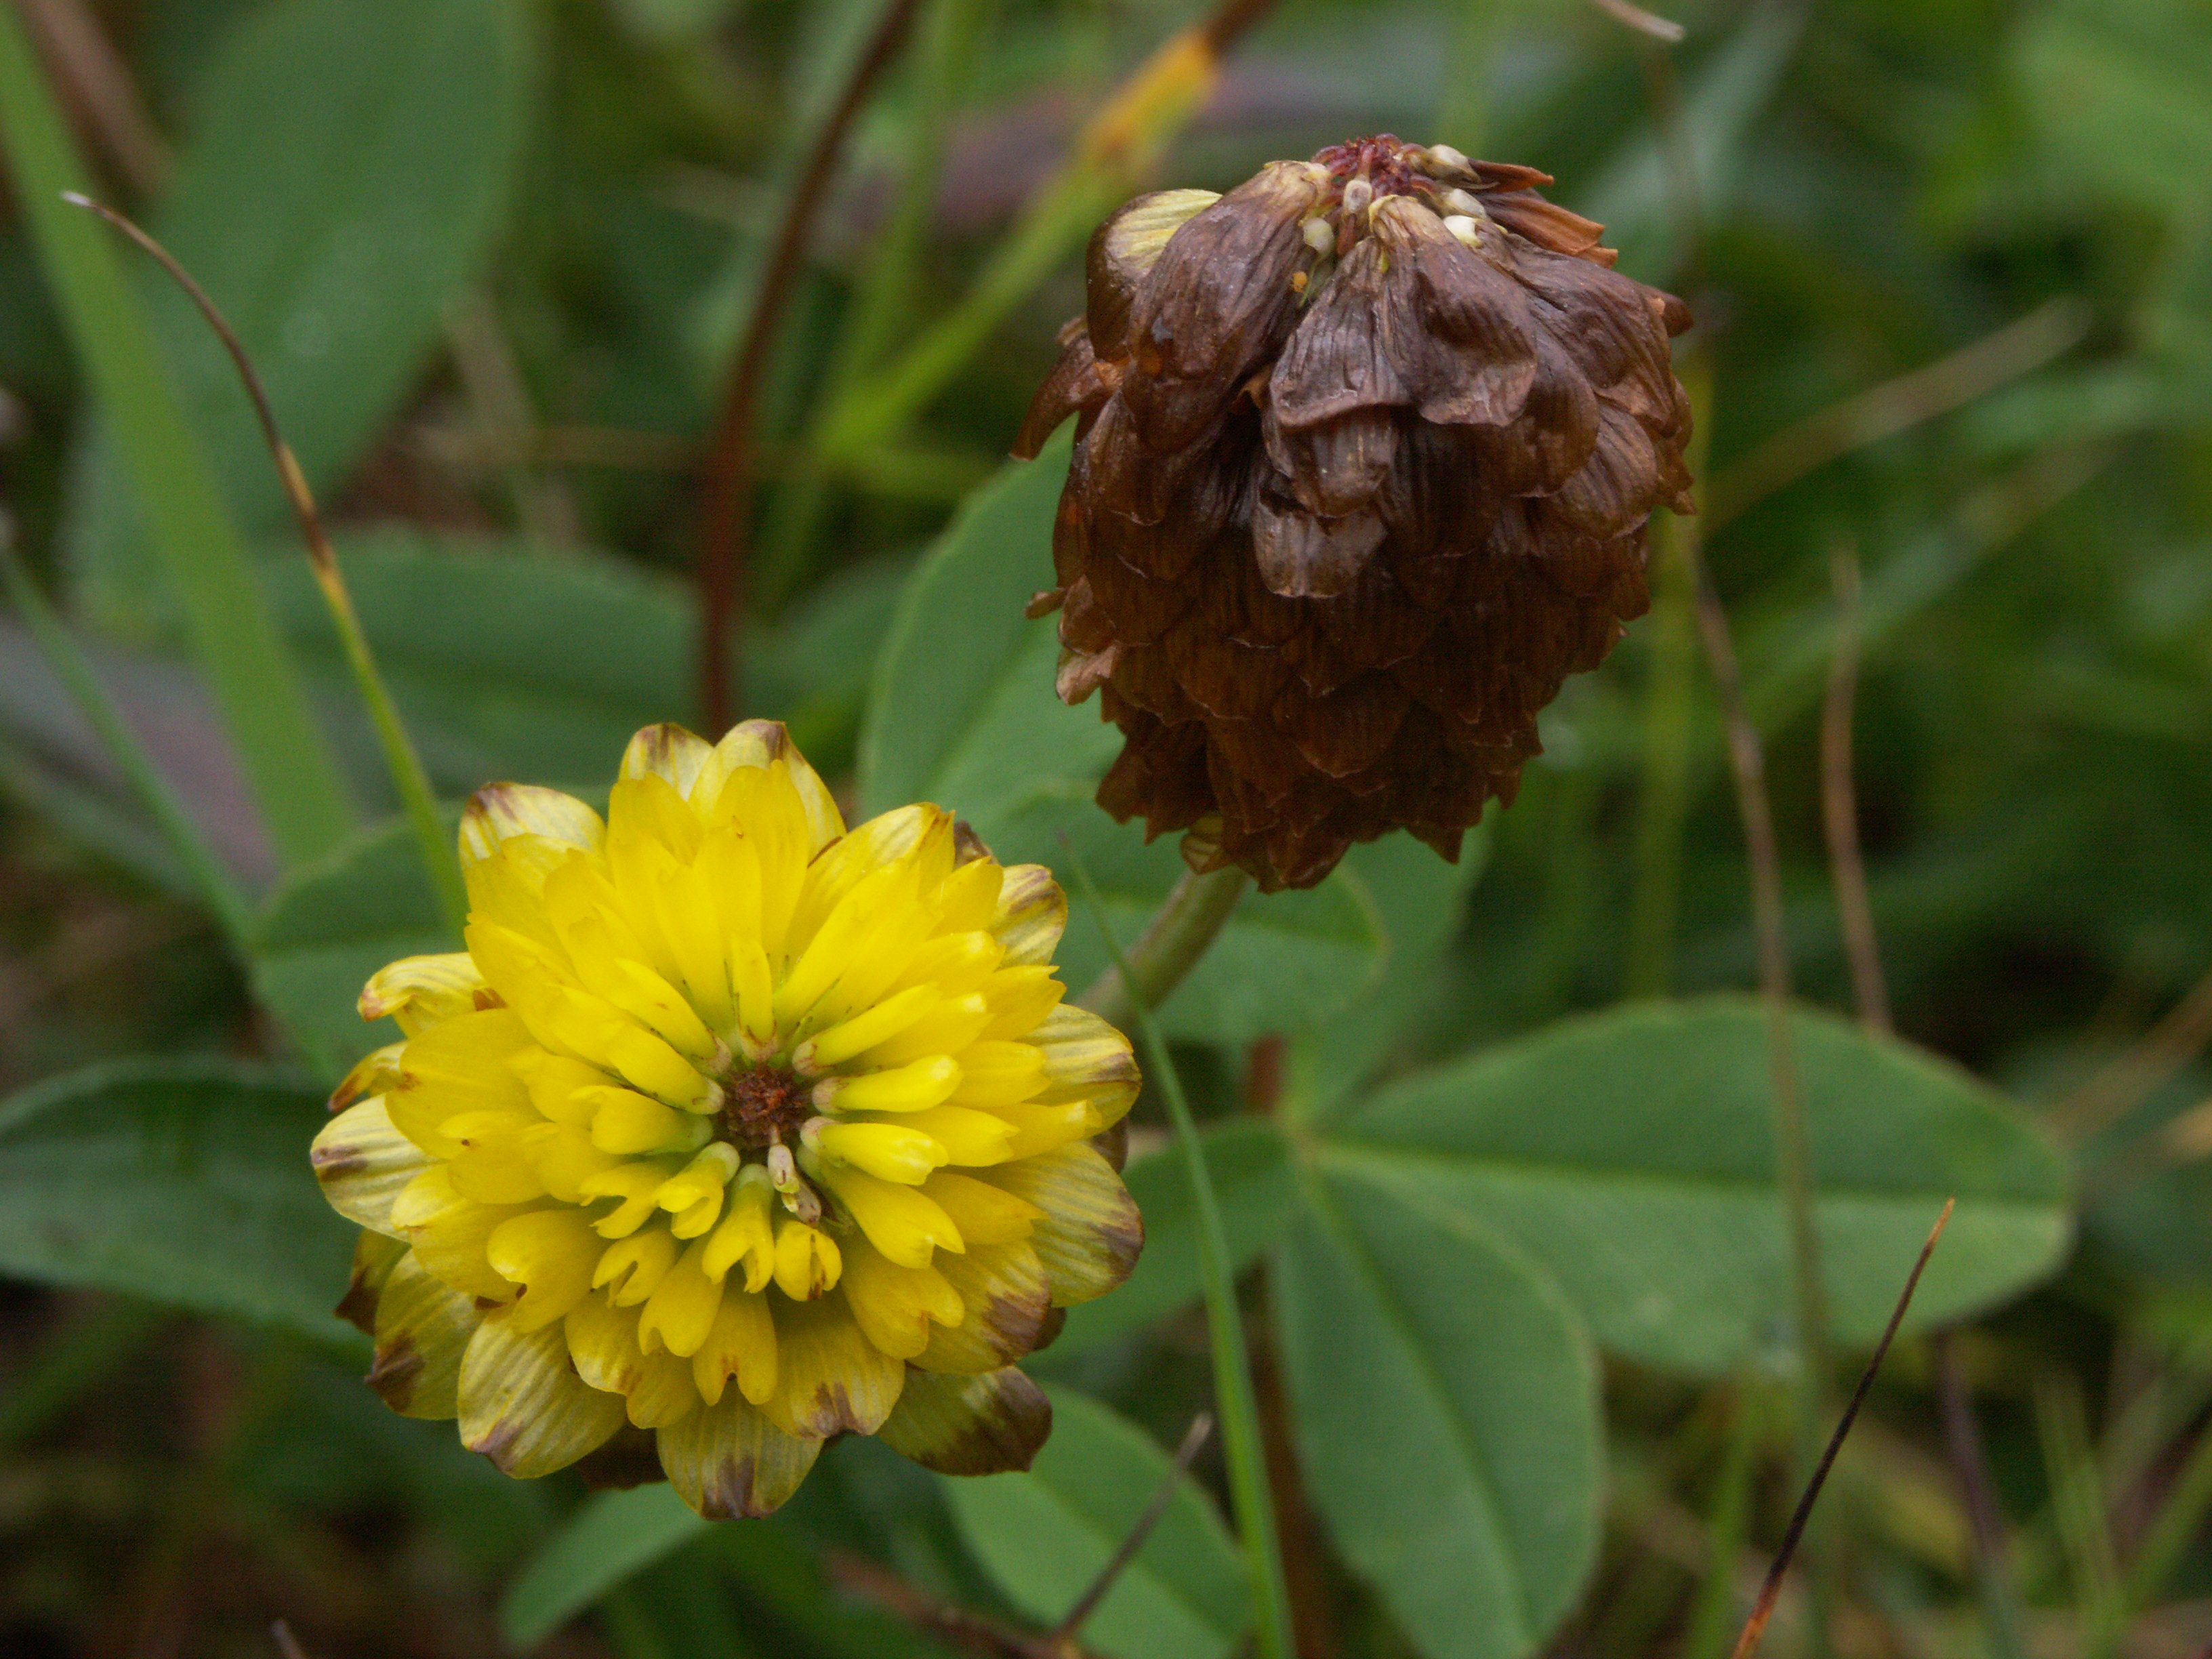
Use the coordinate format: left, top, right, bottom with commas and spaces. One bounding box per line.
388, 1166, 534, 1303
856, 993, 993, 1068
923, 1170, 1045, 1246
708, 762, 813, 960
518, 1121, 626, 1203
840, 1245, 964, 1360
579, 1159, 682, 1237
975, 965, 1065, 1043
941, 1040, 1050, 1109
605, 1024, 714, 1111
933, 859, 1004, 935
655, 1383, 821, 1518
702, 1164, 777, 1290
459, 782, 605, 868
443, 1109, 548, 1204
772, 1219, 843, 1300
691, 1287, 777, 1406
485, 1208, 601, 1330
626, 1345, 701, 1430
359, 953, 492, 1036
987, 1099, 1101, 1160
975, 1143, 1143, 1307
818, 1054, 960, 1114
390, 1007, 535, 1158
885, 930, 1003, 1000
1029, 1004, 1141, 1126
814, 1162, 963, 1269
657, 1143, 740, 1214
637, 1237, 724, 1358
796, 984, 939, 1071
509, 1050, 609, 1126
915, 1240, 1051, 1374
785, 805, 950, 956
816, 1120, 948, 1185
593, 1225, 679, 1305
988, 864, 1067, 966
331, 1040, 405, 1111
889, 1105, 1015, 1167
583, 1085, 710, 1156
368, 1249, 482, 1420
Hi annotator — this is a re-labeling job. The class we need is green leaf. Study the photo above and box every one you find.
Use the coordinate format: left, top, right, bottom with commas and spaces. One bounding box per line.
941, 1385, 1249, 1659
1275, 1168, 1603, 1659
67, 0, 537, 633
1324, 995, 2074, 1374
1048, 1118, 1296, 1359
251, 811, 459, 1082
859, 440, 1385, 1046
500, 1483, 709, 1648
0, 1059, 360, 1347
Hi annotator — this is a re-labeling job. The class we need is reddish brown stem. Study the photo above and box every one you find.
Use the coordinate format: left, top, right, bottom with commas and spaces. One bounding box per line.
1729, 1200, 1956, 1659
696, 0, 923, 733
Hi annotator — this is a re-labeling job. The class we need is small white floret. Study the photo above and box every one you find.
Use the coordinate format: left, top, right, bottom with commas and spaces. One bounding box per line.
1443, 214, 1482, 248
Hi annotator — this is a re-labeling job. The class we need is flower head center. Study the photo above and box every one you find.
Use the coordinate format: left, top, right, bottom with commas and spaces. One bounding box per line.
718, 1064, 813, 1150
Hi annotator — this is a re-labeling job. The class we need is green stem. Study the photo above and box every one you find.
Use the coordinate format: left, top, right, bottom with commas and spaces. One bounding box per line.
0, 5, 355, 869
312, 556, 468, 935
1062, 848, 1294, 1659
0, 531, 255, 949
1077, 864, 1250, 1029
59, 194, 466, 937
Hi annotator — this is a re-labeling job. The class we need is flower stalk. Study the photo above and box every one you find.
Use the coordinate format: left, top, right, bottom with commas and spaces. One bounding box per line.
1076, 864, 1250, 1029
1063, 844, 1296, 1659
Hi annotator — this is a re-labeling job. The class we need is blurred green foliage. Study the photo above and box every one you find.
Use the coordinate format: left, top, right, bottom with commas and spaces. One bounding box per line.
1, 0, 2211, 1656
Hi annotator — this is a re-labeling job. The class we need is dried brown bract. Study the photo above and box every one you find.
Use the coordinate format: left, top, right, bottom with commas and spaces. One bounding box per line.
1020, 136, 1694, 891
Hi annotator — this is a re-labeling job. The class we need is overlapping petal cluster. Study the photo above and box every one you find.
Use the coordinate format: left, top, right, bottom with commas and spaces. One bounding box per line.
1019, 136, 1694, 890
312, 722, 1141, 1517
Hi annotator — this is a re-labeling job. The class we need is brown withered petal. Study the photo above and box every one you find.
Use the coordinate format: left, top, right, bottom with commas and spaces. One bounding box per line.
1027, 134, 1693, 891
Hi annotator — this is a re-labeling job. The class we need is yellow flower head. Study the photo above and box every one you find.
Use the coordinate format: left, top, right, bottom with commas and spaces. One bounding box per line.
312, 722, 1142, 1516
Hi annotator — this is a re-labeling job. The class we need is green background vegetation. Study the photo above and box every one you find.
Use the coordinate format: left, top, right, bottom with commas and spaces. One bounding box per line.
0, 0, 2207, 1656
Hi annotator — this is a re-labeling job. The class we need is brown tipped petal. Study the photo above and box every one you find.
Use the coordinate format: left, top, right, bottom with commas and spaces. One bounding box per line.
458, 1311, 627, 1479
657, 1390, 822, 1518
916, 1242, 1052, 1374
369, 1250, 483, 1419
877, 1366, 1053, 1476
975, 1142, 1143, 1306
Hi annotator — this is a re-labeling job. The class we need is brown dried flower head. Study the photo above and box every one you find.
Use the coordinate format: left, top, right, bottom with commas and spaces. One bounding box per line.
1017, 136, 1695, 891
